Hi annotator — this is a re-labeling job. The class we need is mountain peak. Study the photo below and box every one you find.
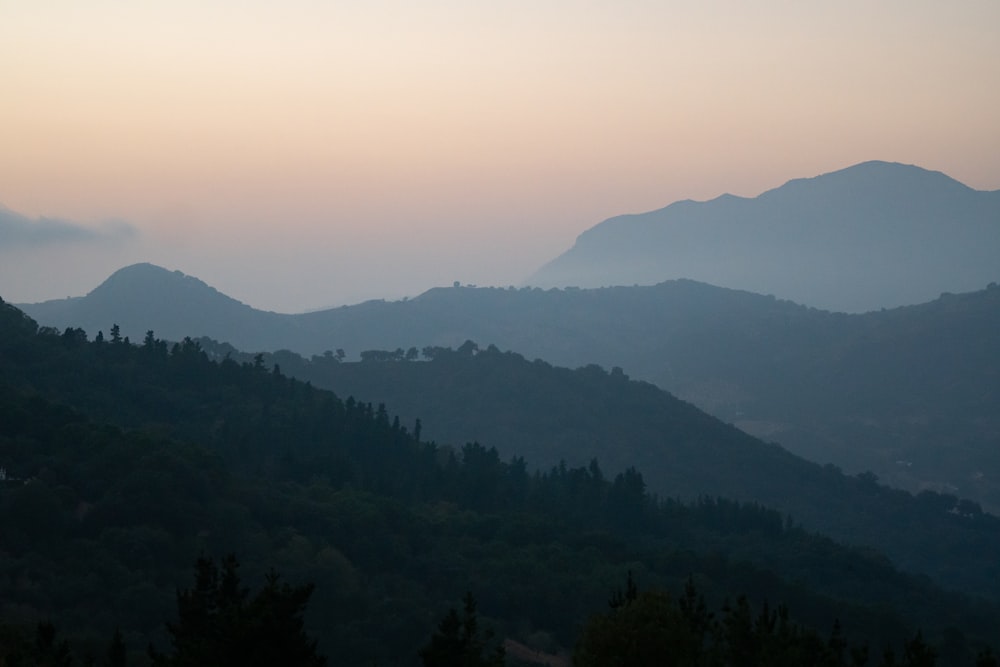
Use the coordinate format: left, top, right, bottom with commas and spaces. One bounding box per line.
17, 263, 274, 348
87, 263, 243, 308
761, 160, 974, 202
529, 161, 1000, 312
92, 263, 206, 294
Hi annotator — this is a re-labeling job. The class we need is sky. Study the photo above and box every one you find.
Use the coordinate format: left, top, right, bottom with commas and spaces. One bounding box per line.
2, 1, 999, 313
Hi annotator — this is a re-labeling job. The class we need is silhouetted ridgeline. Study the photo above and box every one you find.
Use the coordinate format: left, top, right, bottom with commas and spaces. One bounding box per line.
194, 337, 1000, 603
530, 161, 1000, 312
23, 266, 999, 509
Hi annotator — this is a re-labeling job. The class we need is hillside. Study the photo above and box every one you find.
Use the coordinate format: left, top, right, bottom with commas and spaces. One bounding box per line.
18, 262, 306, 351
5, 297, 1000, 663
20, 268, 1000, 509
528, 161, 1000, 313
200, 339, 1000, 601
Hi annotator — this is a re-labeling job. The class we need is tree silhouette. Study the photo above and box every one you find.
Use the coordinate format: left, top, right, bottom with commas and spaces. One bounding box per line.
419, 592, 504, 667
106, 627, 127, 667
151, 555, 325, 667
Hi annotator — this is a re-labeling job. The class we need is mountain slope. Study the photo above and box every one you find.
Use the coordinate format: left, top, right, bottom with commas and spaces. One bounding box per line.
19, 269, 1000, 509
529, 161, 1000, 312
20, 262, 307, 350
198, 340, 1000, 600
6, 297, 1000, 660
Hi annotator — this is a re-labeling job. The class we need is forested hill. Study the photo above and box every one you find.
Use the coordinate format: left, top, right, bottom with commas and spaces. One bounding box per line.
200, 339, 1000, 603
18, 261, 301, 347
20, 266, 1000, 510
2, 296, 999, 665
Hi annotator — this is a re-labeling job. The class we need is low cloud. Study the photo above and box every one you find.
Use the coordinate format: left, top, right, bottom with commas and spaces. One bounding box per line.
0, 204, 138, 249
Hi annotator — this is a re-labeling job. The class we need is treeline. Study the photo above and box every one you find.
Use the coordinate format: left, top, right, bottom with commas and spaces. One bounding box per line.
0, 298, 998, 664
5, 562, 991, 667
574, 574, 1000, 667
192, 337, 1000, 603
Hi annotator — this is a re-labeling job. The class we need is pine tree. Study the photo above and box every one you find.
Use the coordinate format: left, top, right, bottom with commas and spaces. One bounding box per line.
977, 648, 999, 667
151, 555, 325, 667
419, 592, 505, 667
106, 627, 127, 667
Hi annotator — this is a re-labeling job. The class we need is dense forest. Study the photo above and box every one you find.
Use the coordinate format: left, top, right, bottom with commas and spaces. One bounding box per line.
192, 338, 1000, 602
1, 297, 998, 665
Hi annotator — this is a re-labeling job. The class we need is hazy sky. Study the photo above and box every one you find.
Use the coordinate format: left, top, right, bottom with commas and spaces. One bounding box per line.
2, 1, 999, 312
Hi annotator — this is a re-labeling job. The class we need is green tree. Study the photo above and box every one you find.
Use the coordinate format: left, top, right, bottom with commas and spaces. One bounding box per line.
419, 592, 504, 667
575, 587, 703, 667
977, 649, 998, 667
901, 631, 936, 667
106, 627, 127, 667
151, 555, 325, 667
30, 621, 73, 667
0, 621, 68, 667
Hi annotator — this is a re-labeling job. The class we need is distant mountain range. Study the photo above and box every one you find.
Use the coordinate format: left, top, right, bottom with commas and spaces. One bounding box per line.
528, 161, 1000, 312
19, 265, 1000, 510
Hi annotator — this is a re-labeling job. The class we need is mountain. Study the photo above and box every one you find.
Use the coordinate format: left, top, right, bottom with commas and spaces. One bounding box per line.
20, 269, 1000, 510
20, 262, 306, 350
528, 161, 1000, 312
5, 298, 1000, 662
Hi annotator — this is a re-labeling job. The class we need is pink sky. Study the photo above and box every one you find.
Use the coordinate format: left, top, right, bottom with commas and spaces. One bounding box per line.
2, 1, 999, 312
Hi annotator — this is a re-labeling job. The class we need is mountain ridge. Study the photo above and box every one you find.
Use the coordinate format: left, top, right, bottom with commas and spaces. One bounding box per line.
17, 266, 1000, 509
21, 262, 304, 350
529, 161, 1000, 312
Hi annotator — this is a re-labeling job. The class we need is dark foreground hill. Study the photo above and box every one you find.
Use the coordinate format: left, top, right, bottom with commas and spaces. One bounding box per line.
529, 161, 1000, 313
21, 267, 1000, 510
2, 297, 1000, 665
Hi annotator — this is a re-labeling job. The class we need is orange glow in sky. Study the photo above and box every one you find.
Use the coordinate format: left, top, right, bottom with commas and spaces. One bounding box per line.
2, 1, 999, 311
